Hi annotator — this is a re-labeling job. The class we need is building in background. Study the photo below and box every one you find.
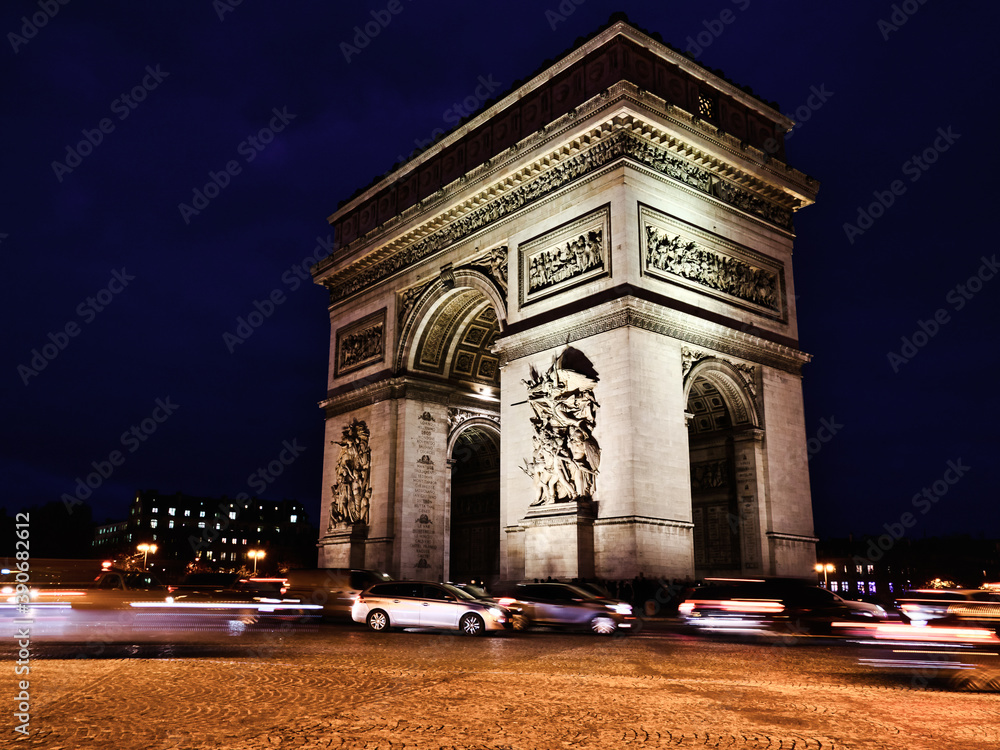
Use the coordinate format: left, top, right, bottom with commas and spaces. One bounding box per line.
92, 489, 316, 574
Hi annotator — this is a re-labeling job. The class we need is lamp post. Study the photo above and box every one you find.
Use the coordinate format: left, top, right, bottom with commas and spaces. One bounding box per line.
137, 543, 157, 571
248, 549, 265, 574
814, 562, 835, 587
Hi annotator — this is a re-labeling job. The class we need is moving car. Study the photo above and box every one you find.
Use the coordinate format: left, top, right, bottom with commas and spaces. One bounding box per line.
494, 582, 635, 634
895, 589, 1000, 629
678, 578, 887, 635
285, 568, 392, 620
351, 581, 511, 636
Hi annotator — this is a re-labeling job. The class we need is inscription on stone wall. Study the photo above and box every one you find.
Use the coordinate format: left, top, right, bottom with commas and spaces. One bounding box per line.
735, 448, 761, 570
410, 411, 438, 570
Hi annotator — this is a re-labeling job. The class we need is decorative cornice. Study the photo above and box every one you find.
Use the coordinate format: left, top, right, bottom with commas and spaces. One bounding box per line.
496, 295, 810, 375
318, 112, 803, 305
766, 531, 819, 545
593, 515, 694, 530
320, 375, 501, 418
681, 346, 759, 397
447, 407, 501, 434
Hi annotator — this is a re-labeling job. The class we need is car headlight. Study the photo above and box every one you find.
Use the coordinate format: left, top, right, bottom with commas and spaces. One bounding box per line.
607, 603, 632, 615
488, 607, 504, 619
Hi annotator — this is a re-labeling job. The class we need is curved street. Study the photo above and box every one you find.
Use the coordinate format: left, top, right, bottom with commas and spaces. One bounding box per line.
3, 622, 997, 749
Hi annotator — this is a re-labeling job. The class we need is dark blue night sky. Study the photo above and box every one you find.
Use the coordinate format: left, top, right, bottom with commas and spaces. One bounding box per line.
3, 1, 998, 541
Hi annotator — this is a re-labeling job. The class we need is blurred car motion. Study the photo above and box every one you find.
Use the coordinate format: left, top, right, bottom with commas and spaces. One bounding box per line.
1, 566, 319, 642
352, 581, 511, 636
678, 578, 887, 635
285, 568, 391, 620
895, 588, 1000, 630
494, 582, 634, 634
853, 620, 1000, 690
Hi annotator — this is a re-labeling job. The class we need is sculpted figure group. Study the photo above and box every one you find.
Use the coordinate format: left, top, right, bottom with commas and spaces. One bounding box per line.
521, 350, 601, 506
328, 418, 373, 528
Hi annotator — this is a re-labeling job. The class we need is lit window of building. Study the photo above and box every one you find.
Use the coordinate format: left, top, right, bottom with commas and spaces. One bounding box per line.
169, 520, 174, 529
868, 582, 877, 594
200, 511, 206, 518
290, 515, 298, 523
198, 522, 205, 529
151, 507, 158, 513
150, 519, 158, 528
830, 581, 839, 592
184, 510, 191, 517
229, 511, 237, 520
168, 508, 176, 516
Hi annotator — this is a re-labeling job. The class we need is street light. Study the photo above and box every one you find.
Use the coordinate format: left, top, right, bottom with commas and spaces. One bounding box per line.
248, 549, 265, 574
137, 543, 157, 570
814, 562, 835, 587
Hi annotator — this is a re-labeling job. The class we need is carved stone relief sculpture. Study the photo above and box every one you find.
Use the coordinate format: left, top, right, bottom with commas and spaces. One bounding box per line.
336, 310, 386, 376
519, 205, 610, 307
521, 348, 601, 505
328, 418, 372, 529
645, 224, 779, 312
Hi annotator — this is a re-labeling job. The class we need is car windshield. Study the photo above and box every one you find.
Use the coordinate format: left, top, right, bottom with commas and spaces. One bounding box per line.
440, 583, 477, 601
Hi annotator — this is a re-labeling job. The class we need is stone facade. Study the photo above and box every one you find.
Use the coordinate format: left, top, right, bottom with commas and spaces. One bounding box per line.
312, 18, 819, 583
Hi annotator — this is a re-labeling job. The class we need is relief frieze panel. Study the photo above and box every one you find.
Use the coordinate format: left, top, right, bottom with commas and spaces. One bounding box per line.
324, 129, 793, 304
335, 309, 386, 377
641, 204, 786, 321
519, 205, 610, 307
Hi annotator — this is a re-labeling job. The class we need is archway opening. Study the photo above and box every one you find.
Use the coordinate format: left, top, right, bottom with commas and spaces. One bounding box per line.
449, 426, 501, 586
687, 376, 741, 576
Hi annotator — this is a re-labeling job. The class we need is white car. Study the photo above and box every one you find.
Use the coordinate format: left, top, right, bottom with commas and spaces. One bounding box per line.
352, 581, 511, 636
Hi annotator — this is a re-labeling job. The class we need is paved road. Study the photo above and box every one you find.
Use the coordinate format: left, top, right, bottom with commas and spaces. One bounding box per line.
3, 623, 998, 749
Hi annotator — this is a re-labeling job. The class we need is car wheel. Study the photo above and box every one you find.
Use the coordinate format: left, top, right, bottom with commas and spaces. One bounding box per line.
460, 612, 484, 636
590, 615, 617, 635
512, 614, 530, 631
367, 609, 389, 632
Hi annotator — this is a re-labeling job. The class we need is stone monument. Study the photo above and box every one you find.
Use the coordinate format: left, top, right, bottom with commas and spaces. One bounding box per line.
312, 15, 820, 585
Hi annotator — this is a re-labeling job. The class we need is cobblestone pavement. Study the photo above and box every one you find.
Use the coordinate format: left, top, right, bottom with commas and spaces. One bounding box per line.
3, 625, 999, 749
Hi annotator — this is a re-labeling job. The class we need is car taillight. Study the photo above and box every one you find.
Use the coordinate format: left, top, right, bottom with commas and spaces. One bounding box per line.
678, 602, 694, 615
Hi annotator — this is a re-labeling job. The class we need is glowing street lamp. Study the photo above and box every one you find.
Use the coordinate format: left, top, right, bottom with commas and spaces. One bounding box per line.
814, 562, 835, 587
248, 549, 265, 574
137, 543, 157, 570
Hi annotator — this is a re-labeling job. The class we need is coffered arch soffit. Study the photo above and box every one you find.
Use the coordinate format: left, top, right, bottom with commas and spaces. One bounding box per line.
683, 357, 760, 430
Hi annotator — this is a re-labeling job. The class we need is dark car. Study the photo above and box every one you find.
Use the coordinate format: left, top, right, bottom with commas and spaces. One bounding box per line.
495, 582, 635, 634
678, 578, 887, 635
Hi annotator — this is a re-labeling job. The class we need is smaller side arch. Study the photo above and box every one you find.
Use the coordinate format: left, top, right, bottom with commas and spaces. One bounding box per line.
683, 358, 760, 429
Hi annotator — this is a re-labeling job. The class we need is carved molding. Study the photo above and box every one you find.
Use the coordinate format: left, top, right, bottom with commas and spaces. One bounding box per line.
465, 243, 508, 293
447, 407, 501, 435
322, 125, 794, 304
682, 346, 761, 427
496, 296, 809, 376
681, 346, 758, 398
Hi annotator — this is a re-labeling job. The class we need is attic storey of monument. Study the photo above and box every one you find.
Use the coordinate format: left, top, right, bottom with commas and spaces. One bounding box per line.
311, 15, 819, 585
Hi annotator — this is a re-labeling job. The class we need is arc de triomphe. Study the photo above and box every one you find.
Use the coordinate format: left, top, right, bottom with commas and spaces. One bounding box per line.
312, 17, 820, 585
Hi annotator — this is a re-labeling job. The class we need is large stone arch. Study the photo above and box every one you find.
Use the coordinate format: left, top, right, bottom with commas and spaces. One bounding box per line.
395, 268, 506, 374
